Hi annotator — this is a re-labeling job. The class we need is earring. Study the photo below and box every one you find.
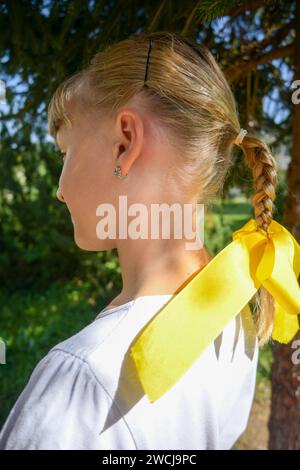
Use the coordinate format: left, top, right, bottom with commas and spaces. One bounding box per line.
114, 165, 128, 179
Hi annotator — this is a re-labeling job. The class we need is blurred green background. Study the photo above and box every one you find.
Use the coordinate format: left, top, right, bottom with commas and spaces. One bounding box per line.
1, 0, 299, 449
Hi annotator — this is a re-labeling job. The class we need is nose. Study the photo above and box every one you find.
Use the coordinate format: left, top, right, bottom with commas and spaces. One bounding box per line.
56, 187, 65, 202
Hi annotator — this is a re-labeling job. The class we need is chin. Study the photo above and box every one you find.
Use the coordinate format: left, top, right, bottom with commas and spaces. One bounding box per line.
74, 231, 117, 251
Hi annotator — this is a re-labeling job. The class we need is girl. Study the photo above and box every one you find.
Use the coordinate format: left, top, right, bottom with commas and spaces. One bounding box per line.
0, 30, 283, 450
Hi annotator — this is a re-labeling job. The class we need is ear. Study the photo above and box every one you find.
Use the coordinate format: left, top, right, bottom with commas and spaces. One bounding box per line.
113, 109, 144, 175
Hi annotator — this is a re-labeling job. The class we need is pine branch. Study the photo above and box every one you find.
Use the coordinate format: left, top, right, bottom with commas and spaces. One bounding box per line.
226, 44, 294, 81
196, 0, 270, 22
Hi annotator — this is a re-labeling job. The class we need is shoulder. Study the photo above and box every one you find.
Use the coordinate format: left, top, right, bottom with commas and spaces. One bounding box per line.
0, 303, 135, 450
49, 300, 134, 360
0, 345, 133, 449
0, 348, 109, 449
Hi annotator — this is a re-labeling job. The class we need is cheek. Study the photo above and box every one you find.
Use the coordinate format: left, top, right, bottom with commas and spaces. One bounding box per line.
60, 153, 113, 213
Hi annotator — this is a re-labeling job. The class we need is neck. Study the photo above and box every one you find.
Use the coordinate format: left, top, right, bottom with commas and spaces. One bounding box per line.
111, 236, 213, 307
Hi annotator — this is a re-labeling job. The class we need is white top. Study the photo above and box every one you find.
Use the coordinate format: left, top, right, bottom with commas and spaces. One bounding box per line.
0, 294, 259, 450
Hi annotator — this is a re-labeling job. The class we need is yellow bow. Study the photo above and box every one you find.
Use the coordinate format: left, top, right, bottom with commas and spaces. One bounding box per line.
129, 218, 300, 403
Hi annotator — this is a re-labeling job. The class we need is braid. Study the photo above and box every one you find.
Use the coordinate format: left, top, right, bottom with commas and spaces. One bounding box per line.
241, 136, 278, 233
239, 134, 278, 346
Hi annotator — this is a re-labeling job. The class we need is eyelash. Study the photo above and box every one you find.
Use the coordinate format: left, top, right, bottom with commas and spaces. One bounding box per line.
57, 150, 66, 161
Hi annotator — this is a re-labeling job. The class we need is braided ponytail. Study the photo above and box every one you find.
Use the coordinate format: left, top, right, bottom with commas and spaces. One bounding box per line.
239, 133, 278, 346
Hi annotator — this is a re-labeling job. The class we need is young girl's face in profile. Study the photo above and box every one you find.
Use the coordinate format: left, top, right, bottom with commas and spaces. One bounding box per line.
54, 92, 174, 253
55, 92, 135, 252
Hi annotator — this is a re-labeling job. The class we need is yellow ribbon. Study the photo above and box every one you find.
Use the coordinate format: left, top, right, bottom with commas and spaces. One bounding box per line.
129, 218, 300, 403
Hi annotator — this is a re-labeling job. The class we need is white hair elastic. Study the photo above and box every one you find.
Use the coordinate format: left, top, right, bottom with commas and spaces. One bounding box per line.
234, 128, 248, 146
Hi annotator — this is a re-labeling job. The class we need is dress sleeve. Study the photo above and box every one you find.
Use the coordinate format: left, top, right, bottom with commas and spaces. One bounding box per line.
0, 349, 113, 450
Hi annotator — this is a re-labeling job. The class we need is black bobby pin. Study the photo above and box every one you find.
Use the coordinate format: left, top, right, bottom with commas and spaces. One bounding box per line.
144, 39, 152, 87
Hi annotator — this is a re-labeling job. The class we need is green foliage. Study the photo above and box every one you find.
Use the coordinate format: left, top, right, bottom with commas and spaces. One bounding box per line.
204, 195, 253, 255
196, 0, 241, 22
272, 168, 288, 225
257, 342, 273, 382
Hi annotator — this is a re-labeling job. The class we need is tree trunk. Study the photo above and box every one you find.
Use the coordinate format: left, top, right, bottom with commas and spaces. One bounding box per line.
268, 0, 300, 450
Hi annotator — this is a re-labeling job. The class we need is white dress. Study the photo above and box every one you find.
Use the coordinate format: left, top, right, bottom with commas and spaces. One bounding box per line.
0, 294, 259, 450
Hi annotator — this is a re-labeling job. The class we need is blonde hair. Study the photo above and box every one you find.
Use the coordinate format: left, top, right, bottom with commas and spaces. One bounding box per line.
47, 31, 278, 347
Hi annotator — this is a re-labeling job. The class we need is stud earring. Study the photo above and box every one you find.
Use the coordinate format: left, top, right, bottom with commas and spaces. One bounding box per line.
114, 165, 128, 179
